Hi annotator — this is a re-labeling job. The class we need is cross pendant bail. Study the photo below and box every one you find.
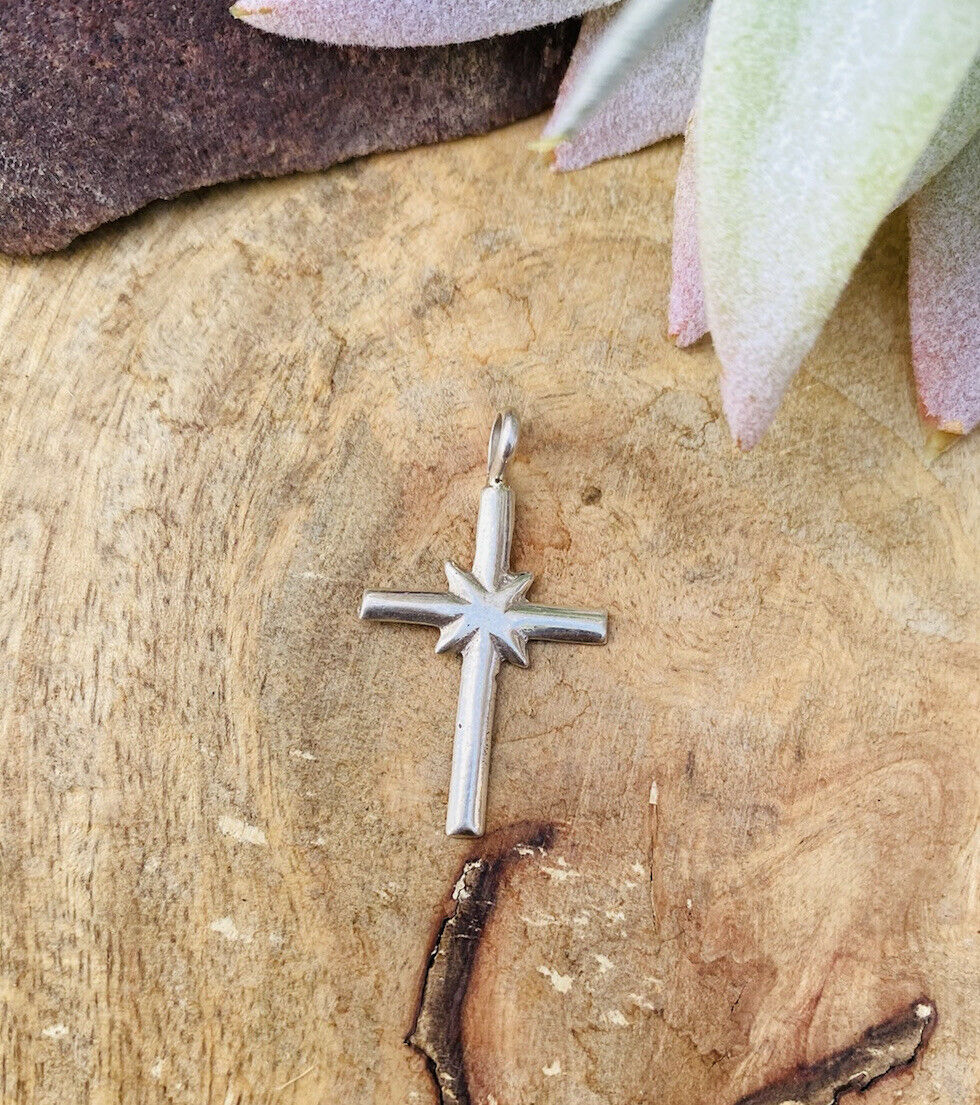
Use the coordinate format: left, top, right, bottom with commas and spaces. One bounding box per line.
487, 410, 519, 484
359, 413, 607, 837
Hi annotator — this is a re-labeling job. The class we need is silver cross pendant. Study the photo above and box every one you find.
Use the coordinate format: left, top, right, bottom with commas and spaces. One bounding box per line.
359, 413, 607, 837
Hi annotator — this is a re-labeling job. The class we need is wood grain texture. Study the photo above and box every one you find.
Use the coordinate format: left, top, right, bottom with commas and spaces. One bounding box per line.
0, 117, 976, 1104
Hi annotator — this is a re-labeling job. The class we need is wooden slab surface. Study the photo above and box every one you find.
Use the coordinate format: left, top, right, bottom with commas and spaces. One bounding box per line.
0, 116, 976, 1105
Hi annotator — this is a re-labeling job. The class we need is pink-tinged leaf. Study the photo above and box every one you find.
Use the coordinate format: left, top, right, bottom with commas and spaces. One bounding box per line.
668, 116, 707, 346
908, 136, 980, 436
895, 59, 980, 206
540, 0, 692, 147
551, 0, 710, 171
231, 0, 615, 47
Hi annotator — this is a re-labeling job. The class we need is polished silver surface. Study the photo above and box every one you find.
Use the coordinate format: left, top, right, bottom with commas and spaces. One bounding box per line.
359, 412, 607, 837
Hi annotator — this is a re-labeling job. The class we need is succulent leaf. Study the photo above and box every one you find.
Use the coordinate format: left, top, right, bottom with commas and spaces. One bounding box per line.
550, 0, 710, 170
669, 60, 980, 362
668, 114, 707, 345
908, 136, 980, 436
896, 59, 980, 205
542, 0, 694, 145
696, 0, 980, 448
230, 0, 615, 47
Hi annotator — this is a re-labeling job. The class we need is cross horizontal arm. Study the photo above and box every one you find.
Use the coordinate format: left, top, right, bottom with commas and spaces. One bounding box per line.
510, 603, 607, 645
359, 590, 464, 628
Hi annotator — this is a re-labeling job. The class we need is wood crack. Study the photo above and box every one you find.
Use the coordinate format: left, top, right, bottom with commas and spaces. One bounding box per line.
407, 823, 555, 1105
735, 1000, 936, 1105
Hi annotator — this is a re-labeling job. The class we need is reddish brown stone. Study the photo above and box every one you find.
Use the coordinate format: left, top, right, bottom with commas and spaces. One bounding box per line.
0, 3, 576, 254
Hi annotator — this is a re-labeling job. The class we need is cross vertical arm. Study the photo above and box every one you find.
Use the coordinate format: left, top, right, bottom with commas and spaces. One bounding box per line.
472, 481, 514, 588
445, 632, 500, 836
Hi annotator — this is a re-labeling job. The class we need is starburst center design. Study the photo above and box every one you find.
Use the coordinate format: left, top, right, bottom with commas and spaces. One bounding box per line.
433, 561, 534, 666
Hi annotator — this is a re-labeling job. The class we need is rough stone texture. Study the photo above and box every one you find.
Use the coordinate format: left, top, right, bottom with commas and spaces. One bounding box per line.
0, 118, 976, 1104
0, 2, 576, 254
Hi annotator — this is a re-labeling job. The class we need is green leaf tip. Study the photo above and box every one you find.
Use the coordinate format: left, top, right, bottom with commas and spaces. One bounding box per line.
230, 4, 275, 19
544, 0, 692, 143
527, 135, 564, 154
